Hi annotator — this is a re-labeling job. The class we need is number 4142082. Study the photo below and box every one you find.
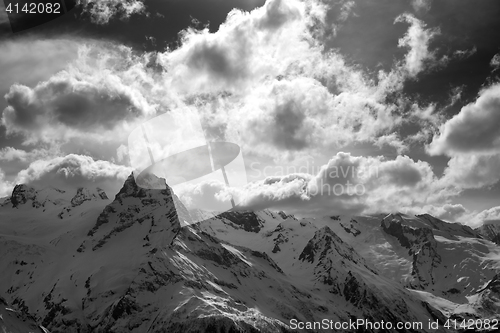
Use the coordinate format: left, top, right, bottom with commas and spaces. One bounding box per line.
5, 2, 61, 14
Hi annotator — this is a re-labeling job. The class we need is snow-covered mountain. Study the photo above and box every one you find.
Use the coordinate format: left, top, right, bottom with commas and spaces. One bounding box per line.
0, 175, 499, 332
1, 183, 110, 220
476, 220, 500, 245
0, 295, 49, 333
199, 211, 500, 323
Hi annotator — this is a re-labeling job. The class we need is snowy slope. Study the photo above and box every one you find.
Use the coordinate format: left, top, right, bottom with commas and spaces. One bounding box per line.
199, 210, 500, 325
1, 175, 499, 332
198, 212, 449, 331
476, 220, 500, 245
0, 175, 448, 333
0, 295, 49, 333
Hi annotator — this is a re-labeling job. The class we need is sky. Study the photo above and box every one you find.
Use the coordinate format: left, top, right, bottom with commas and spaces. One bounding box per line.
0, 0, 499, 226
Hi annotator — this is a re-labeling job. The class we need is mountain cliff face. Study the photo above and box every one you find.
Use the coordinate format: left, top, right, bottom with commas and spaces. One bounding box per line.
472, 274, 500, 319
0, 295, 48, 333
368, 213, 500, 302
381, 214, 442, 289
1, 176, 499, 332
200, 211, 500, 325
476, 221, 500, 245
0, 175, 301, 332
199, 212, 448, 331
3, 183, 109, 220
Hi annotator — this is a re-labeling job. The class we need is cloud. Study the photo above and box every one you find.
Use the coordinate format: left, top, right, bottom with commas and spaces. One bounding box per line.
421, 203, 468, 222
439, 154, 500, 190
440, 205, 500, 227
475, 206, 500, 223
0, 147, 30, 162
0, 168, 13, 198
15, 154, 132, 195
0, 38, 80, 102
2, 0, 482, 218
161, 0, 307, 94
395, 13, 440, 77
0, 147, 50, 162
1, 0, 444, 163
78, 0, 147, 24
176, 152, 442, 217
428, 84, 500, 156
490, 53, 500, 72
2, 43, 159, 144
411, 0, 432, 13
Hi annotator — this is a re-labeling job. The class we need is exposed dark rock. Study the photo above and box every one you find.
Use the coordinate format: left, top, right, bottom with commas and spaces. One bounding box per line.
10, 184, 37, 208
219, 211, 264, 233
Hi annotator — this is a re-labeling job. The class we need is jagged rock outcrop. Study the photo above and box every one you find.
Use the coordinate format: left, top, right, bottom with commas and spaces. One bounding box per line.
296, 226, 441, 328
71, 187, 108, 207
2, 173, 305, 332
476, 221, 500, 245
0, 294, 48, 333
10, 184, 39, 208
4, 179, 495, 332
416, 214, 479, 239
9, 183, 109, 220
471, 274, 500, 319
381, 214, 441, 289
83, 173, 188, 249
218, 211, 265, 233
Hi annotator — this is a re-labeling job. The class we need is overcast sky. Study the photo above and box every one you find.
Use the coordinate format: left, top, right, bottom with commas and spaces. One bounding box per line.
0, 0, 499, 226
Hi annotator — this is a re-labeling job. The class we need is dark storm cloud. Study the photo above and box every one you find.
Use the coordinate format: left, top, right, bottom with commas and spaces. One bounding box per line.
3, 77, 141, 134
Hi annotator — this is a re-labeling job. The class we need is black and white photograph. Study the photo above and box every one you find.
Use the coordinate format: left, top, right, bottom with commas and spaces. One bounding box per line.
0, 0, 499, 332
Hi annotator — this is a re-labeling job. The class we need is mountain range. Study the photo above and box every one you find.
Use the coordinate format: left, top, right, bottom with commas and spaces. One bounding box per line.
0, 174, 499, 332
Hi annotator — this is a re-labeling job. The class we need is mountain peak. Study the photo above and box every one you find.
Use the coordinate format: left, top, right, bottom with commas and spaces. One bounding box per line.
298, 226, 354, 264
84, 172, 192, 248
10, 184, 37, 208
114, 173, 171, 202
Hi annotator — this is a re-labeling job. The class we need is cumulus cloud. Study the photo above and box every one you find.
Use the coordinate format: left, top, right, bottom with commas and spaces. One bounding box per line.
153, 0, 446, 159
429, 84, 500, 156
0, 39, 80, 102
475, 206, 500, 223
1, 0, 482, 219
442, 205, 500, 227
78, 0, 146, 24
15, 154, 132, 195
0, 168, 13, 198
2, 43, 159, 144
420, 203, 468, 222
0, 147, 50, 162
1, 0, 444, 162
395, 13, 440, 77
439, 154, 500, 190
175, 152, 443, 217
